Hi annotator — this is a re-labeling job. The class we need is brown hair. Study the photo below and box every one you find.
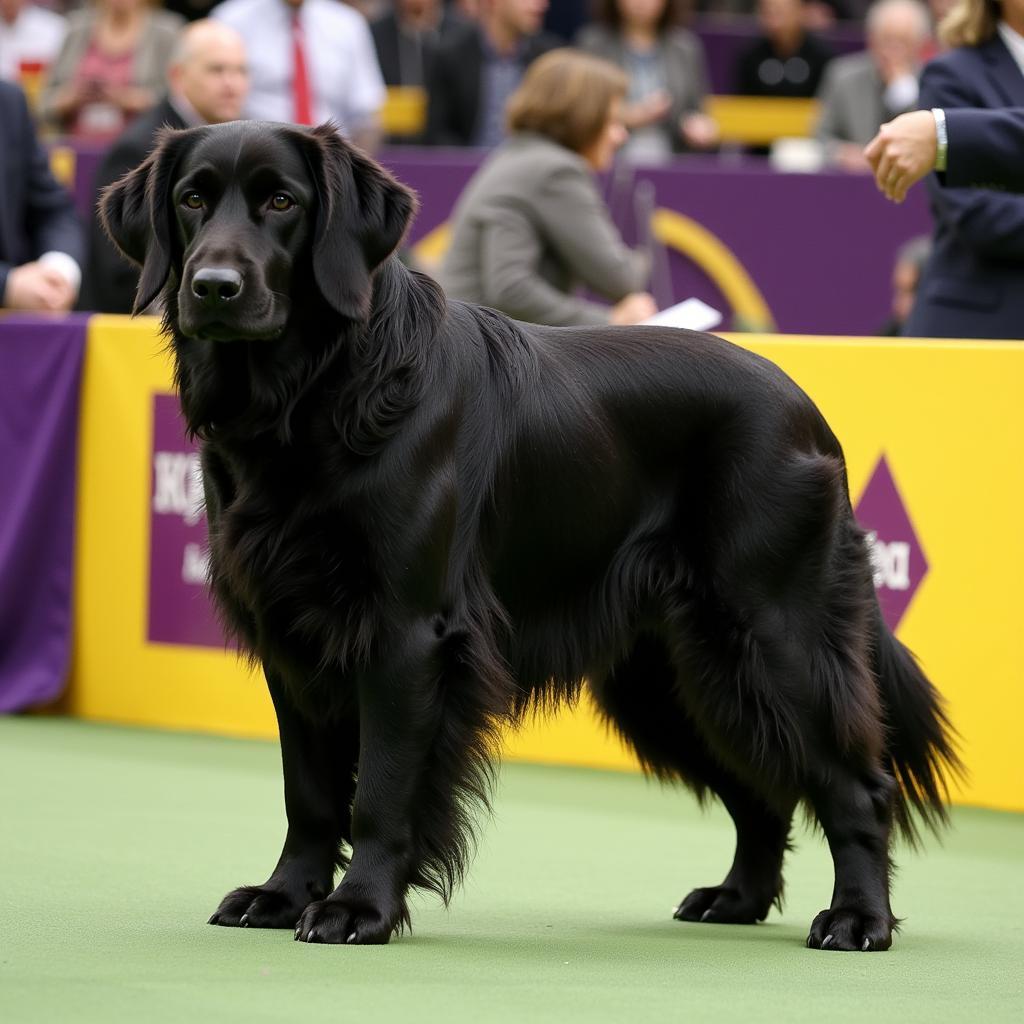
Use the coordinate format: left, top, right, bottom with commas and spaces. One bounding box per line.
938, 0, 1000, 47
506, 48, 628, 154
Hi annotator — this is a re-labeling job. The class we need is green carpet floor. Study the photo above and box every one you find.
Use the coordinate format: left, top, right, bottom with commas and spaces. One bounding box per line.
0, 717, 1021, 1023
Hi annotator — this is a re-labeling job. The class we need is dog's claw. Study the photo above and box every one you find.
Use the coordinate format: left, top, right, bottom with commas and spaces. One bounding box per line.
240, 915, 248, 927
347, 932, 357, 944
822, 934, 834, 949
700, 909, 713, 922
208, 914, 219, 925
862, 938, 871, 951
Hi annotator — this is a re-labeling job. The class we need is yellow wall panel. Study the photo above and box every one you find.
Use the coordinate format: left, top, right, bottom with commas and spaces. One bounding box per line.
67, 321, 1024, 810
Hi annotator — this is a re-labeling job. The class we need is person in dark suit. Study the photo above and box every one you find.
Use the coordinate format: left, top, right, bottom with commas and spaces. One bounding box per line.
371, 0, 459, 88
81, 19, 248, 313
0, 80, 83, 311
424, 0, 559, 147
370, 0, 467, 143
867, 106, 1024, 197
904, 0, 1024, 339
735, 0, 834, 101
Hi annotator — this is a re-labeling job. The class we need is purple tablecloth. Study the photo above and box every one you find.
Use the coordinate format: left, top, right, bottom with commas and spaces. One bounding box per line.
0, 315, 87, 711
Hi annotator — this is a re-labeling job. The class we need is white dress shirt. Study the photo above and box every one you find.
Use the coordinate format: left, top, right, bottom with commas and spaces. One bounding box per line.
0, 4, 67, 83
211, 0, 384, 133
997, 20, 1024, 80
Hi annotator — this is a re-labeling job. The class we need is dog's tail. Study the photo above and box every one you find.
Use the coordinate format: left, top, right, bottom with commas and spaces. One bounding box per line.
873, 609, 964, 844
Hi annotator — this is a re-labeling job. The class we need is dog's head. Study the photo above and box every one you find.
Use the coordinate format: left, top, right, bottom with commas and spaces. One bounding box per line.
100, 121, 417, 339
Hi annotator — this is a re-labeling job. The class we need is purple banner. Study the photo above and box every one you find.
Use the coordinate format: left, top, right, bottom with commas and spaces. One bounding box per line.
855, 453, 929, 631
382, 151, 931, 337
147, 394, 226, 648
0, 315, 87, 711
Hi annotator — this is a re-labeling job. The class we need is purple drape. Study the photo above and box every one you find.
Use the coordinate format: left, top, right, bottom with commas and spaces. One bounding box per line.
0, 315, 87, 711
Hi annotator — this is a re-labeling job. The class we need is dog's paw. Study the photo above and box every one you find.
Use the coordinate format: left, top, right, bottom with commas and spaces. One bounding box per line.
208, 885, 309, 929
673, 885, 769, 925
294, 891, 401, 945
805, 908, 895, 951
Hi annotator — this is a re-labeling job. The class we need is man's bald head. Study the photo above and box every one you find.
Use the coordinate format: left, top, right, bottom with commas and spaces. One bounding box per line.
168, 20, 249, 126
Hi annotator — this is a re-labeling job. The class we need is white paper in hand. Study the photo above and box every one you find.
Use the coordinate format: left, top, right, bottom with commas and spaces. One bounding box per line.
642, 297, 722, 333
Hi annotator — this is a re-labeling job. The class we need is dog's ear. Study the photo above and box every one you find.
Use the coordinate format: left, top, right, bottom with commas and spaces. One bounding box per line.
302, 124, 418, 320
99, 127, 191, 314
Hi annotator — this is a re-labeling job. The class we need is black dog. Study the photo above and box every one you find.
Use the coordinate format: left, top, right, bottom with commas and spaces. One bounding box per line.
101, 122, 960, 950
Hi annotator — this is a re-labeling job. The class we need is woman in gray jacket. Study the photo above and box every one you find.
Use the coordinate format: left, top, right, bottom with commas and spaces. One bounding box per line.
438, 48, 655, 327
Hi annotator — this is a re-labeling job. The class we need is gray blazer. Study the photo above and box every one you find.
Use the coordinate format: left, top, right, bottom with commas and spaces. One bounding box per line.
575, 24, 709, 153
39, 8, 184, 130
814, 50, 916, 149
437, 133, 649, 326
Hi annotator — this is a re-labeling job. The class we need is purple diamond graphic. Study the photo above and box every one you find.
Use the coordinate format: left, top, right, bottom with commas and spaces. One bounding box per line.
854, 454, 928, 632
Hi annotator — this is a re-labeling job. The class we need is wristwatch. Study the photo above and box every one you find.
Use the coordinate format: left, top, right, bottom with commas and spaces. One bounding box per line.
931, 108, 948, 172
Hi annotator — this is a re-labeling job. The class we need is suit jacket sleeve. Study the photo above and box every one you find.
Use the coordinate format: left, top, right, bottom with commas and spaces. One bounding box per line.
944, 107, 1024, 192
477, 162, 649, 326
920, 60, 1024, 259
424, 37, 471, 145
813, 60, 846, 147
80, 135, 149, 312
0, 86, 83, 300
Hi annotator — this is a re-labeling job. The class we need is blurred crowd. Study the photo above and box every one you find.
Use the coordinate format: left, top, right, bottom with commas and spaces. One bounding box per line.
0, 0, 1018, 337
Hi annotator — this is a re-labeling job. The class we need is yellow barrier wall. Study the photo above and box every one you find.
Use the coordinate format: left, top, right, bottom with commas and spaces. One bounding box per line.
68, 320, 1024, 811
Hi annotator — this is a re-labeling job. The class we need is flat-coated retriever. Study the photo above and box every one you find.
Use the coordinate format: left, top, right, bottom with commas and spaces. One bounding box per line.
101, 122, 960, 951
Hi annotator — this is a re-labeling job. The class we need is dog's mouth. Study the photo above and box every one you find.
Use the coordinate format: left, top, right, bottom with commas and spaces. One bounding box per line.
178, 296, 289, 343
186, 320, 287, 343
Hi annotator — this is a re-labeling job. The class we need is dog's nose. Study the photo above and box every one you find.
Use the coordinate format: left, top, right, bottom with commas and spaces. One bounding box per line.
191, 267, 243, 307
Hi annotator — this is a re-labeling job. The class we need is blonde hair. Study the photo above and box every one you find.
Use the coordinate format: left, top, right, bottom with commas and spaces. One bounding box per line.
939, 0, 1001, 48
505, 48, 628, 155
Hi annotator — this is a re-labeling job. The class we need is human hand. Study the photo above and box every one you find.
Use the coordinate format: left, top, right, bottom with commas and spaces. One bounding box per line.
623, 90, 672, 129
609, 292, 658, 325
864, 110, 938, 202
680, 112, 719, 150
3, 261, 76, 311
107, 85, 154, 114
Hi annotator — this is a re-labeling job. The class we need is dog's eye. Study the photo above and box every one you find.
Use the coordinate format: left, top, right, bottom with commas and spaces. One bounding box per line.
181, 191, 204, 210
269, 193, 295, 212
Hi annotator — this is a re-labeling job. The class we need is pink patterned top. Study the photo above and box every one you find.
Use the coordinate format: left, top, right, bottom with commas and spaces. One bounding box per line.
68, 38, 134, 141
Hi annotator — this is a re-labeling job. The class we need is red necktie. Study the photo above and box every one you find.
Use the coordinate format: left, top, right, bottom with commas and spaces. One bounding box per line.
291, 12, 313, 125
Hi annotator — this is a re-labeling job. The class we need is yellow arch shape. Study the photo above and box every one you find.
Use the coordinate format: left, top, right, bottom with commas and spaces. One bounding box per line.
411, 210, 775, 332
650, 208, 774, 331
410, 223, 452, 276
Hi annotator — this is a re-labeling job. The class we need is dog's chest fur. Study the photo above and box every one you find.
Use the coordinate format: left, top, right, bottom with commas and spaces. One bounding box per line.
203, 438, 380, 680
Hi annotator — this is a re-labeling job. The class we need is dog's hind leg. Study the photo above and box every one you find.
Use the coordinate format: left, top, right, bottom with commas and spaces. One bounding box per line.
590, 634, 795, 925
210, 669, 358, 929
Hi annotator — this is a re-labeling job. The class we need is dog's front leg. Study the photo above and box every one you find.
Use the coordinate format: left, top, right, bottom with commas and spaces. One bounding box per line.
210, 669, 357, 929
294, 620, 443, 945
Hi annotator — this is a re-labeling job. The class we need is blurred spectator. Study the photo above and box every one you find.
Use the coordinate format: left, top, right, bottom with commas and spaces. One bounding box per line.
0, 81, 83, 311
0, 0, 67, 89
576, 0, 717, 159
544, 0, 589, 41
904, 0, 1024, 339
164, 0, 219, 22
438, 48, 655, 325
39, 0, 185, 142
211, 0, 384, 150
735, 0, 834, 99
814, 0, 931, 170
424, 0, 558, 146
371, 0, 463, 88
81, 19, 247, 313
879, 234, 929, 333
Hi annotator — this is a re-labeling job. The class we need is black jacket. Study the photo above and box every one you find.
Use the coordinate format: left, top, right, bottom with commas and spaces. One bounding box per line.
0, 81, 83, 302
81, 96, 187, 313
424, 21, 558, 146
